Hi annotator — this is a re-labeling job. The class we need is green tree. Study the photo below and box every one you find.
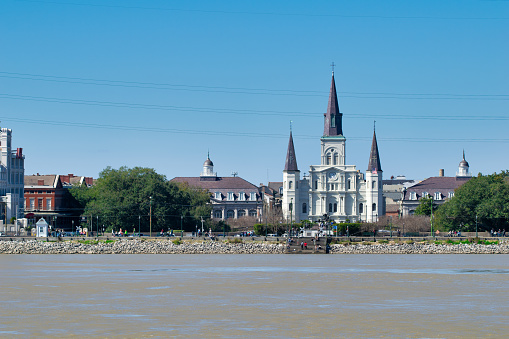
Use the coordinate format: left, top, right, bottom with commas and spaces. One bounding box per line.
435, 171, 509, 231
69, 166, 211, 233
414, 197, 438, 216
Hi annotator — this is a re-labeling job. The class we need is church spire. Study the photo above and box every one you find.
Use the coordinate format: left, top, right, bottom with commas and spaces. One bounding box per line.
284, 130, 299, 171
367, 126, 382, 173
323, 73, 343, 137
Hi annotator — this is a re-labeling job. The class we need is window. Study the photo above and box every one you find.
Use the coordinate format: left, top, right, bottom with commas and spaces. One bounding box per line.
249, 210, 257, 217
372, 180, 376, 189
347, 180, 351, 190
37, 198, 43, 210
214, 210, 222, 218
289, 181, 293, 189
329, 203, 333, 213
410, 192, 417, 200
29, 198, 35, 210
359, 203, 363, 214
372, 203, 376, 212
46, 198, 51, 211
239, 192, 246, 201
314, 180, 318, 190
334, 153, 338, 165
434, 192, 441, 200
226, 210, 234, 219
326, 154, 331, 165
331, 114, 336, 127
302, 203, 307, 214
214, 192, 221, 200
422, 192, 429, 198
279, 187, 283, 195
250, 192, 257, 201
238, 210, 246, 218
448, 192, 454, 199
333, 203, 337, 213
227, 192, 234, 201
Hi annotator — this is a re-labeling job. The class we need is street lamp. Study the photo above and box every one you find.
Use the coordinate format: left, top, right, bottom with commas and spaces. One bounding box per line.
180, 215, 183, 238
138, 215, 141, 235
289, 198, 293, 237
149, 196, 152, 237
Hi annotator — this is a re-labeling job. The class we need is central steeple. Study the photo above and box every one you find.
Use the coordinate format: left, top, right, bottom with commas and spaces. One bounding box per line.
323, 73, 343, 137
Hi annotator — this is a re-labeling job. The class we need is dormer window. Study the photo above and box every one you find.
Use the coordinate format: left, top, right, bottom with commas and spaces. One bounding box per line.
250, 192, 257, 201
239, 192, 246, 201
448, 192, 454, 199
215, 192, 221, 200
434, 192, 441, 200
227, 192, 234, 201
410, 192, 417, 200
422, 192, 429, 198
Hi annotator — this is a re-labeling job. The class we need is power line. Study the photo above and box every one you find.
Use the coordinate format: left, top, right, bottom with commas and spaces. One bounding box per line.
2, 116, 508, 143
1, 93, 508, 120
13, 0, 509, 20
1, 71, 508, 100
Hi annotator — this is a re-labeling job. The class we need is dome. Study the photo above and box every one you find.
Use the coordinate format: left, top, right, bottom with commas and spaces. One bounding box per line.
459, 159, 469, 167
203, 158, 213, 167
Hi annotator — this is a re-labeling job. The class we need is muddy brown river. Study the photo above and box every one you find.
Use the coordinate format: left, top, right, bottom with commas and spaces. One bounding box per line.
0, 254, 508, 338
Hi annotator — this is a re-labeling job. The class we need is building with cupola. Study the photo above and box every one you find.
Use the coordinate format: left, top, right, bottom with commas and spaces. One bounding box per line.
171, 154, 263, 221
282, 73, 384, 223
401, 151, 472, 216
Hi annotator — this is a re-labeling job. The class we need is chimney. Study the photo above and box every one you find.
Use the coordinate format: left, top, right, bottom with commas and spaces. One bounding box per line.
439, 169, 444, 177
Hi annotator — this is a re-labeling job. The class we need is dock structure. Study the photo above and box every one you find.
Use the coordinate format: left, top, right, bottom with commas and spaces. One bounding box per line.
285, 237, 330, 254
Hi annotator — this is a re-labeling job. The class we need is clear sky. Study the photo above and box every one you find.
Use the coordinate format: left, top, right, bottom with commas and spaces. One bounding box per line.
1, 0, 508, 186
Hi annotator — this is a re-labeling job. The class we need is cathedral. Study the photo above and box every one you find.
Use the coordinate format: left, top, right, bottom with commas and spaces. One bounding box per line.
282, 73, 384, 223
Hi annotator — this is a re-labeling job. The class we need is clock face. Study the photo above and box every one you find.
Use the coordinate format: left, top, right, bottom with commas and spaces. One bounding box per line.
328, 172, 337, 180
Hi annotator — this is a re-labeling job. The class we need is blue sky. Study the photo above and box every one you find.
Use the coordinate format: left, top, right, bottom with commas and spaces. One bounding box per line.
1, 0, 508, 185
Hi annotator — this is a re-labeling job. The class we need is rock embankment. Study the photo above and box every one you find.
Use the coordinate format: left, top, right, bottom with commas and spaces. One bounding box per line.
0, 239, 286, 254
1, 239, 508, 254
329, 241, 509, 254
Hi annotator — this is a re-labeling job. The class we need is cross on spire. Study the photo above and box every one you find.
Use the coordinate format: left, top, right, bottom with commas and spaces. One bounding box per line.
330, 61, 335, 74
373, 120, 376, 132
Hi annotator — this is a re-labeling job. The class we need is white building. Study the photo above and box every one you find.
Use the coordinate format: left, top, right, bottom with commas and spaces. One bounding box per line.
0, 128, 25, 233
282, 73, 384, 223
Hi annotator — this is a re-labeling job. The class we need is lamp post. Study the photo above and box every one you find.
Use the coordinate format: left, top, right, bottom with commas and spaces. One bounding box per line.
180, 215, 183, 237
430, 198, 434, 237
96, 215, 98, 237
138, 215, 140, 235
149, 196, 152, 237
475, 214, 479, 238
289, 198, 293, 237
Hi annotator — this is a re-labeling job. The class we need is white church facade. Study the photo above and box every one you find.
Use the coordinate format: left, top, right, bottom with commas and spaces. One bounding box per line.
282, 73, 384, 223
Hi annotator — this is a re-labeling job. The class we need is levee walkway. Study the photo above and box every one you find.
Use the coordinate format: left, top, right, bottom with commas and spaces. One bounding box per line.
285, 237, 330, 254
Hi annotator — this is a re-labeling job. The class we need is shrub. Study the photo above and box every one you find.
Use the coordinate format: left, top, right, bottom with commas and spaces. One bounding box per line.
172, 239, 182, 245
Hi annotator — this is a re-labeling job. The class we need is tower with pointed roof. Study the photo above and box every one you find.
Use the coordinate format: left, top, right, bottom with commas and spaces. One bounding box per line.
365, 127, 384, 222
282, 130, 300, 221
282, 71, 384, 223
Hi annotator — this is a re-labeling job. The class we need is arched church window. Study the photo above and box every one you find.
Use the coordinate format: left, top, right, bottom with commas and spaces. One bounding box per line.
238, 210, 246, 218
249, 210, 257, 217
333, 153, 338, 165
326, 154, 331, 165
329, 203, 333, 213
333, 203, 337, 213
372, 181, 376, 189
347, 180, 351, 190
372, 203, 376, 212
289, 181, 293, 189
302, 203, 307, 214
359, 203, 364, 214
226, 210, 234, 219
214, 210, 222, 219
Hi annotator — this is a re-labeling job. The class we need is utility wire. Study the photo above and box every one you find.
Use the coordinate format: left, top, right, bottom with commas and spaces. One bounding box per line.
2, 116, 508, 143
1, 94, 507, 120
13, 0, 509, 20
1, 71, 507, 100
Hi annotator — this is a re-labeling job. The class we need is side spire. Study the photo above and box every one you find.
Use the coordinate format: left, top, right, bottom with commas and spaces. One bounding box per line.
323, 73, 343, 137
367, 125, 382, 173
284, 129, 299, 171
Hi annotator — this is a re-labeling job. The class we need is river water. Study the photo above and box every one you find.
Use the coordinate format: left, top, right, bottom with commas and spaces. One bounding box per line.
0, 254, 508, 338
